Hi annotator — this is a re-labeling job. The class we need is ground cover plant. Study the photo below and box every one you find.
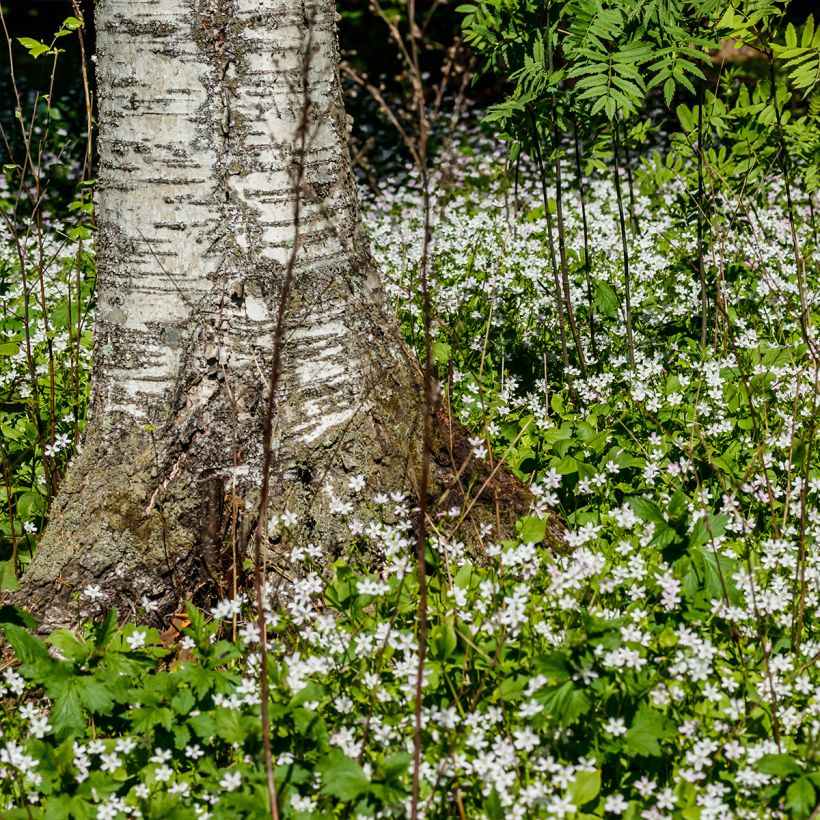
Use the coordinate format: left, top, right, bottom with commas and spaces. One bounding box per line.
3, 0, 820, 817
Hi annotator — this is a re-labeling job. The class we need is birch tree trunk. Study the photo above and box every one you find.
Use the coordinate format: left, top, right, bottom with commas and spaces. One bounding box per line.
15, 0, 531, 631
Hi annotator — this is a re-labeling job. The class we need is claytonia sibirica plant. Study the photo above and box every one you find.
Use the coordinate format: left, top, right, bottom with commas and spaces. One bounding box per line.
6, 5, 820, 819
2, 111, 820, 815
3, 464, 820, 818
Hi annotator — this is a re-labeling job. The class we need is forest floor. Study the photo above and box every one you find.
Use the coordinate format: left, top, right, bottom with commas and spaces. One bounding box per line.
1, 110, 819, 817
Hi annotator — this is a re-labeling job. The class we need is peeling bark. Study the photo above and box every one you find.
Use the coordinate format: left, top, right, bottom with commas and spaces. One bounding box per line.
11, 0, 538, 632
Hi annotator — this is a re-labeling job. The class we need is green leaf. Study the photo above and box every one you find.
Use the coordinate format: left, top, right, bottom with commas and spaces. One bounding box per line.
432, 340, 451, 364
4, 623, 50, 665
383, 752, 412, 783
129, 705, 174, 734
568, 769, 601, 807
0, 561, 20, 591
50, 678, 84, 738
625, 706, 675, 757
79, 676, 115, 714
786, 777, 816, 817
649, 523, 679, 549
47, 630, 88, 662
93, 609, 119, 651
689, 514, 729, 547
535, 651, 570, 681
17, 37, 51, 58
594, 281, 619, 318
556, 455, 581, 475
318, 749, 371, 801
432, 619, 458, 660
538, 680, 590, 726
757, 754, 802, 777
628, 496, 666, 524
519, 515, 547, 543
0, 605, 37, 629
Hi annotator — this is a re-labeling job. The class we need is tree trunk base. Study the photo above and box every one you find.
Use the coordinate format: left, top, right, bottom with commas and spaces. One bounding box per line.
7, 383, 556, 634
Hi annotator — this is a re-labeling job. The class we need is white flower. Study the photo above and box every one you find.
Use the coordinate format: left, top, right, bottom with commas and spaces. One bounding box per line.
238, 622, 261, 644
141, 596, 159, 612
357, 578, 389, 596
469, 436, 488, 459
99, 752, 121, 773
219, 770, 241, 792
154, 764, 173, 783
115, 737, 137, 754
185, 744, 204, 760
347, 474, 366, 493
82, 584, 104, 601
28, 715, 51, 738
149, 747, 172, 764
604, 793, 629, 814
126, 629, 147, 650
51, 432, 71, 451
210, 595, 244, 620
542, 468, 562, 489
604, 717, 627, 737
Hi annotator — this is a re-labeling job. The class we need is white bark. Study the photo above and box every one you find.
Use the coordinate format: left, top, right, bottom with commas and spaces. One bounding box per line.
92, 0, 377, 463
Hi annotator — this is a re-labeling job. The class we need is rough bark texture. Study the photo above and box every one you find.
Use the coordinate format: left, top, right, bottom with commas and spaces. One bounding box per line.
11, 0, 538, 632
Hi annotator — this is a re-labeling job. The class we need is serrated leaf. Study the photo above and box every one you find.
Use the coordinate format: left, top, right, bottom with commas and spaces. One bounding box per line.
4, 623, 50, 664
786, 776, 816, 816
17, 37, 51, 59
627, 496, 666, 524
50, 677, 83, 738
625, 706, 675, 757
318, 749, 371, 801
538, 680, 590, 726
383, 752, 412, 782
535, 651, 570, 681
78, 676, 115, 714
803, 15, 815, 49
